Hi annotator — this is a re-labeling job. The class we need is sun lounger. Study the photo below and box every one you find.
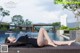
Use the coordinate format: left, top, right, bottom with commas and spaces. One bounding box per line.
7, 42, 80, 53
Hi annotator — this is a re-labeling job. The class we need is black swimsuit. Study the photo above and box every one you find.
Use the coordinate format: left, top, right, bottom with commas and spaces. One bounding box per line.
16, 35, 39, 47
27, 38, 39, 47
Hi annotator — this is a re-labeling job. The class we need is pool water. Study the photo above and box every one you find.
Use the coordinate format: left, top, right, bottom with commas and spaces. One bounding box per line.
0, 32, 62, 43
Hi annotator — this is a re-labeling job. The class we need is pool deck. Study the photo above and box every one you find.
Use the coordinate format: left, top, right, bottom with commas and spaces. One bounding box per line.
2, 42, 80, 53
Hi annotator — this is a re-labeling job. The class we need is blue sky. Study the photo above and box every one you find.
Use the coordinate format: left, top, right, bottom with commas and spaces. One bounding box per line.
0, 0, 77, 24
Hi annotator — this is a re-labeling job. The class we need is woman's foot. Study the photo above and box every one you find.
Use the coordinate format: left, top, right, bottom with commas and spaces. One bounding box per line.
48, 42, 57, 47
68, 40, 75, 46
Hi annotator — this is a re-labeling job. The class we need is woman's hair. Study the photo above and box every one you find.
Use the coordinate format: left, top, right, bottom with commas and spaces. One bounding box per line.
5, 37, 10, 43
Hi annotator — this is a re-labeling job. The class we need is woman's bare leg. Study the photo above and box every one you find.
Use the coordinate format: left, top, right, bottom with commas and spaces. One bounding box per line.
37, 27, 57, 47
37, 28, 44, 46
41, 28, 75, 46
53, 40, 75, 46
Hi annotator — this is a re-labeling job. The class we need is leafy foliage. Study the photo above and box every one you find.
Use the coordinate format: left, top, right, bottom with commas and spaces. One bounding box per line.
0, 26, 8, 31
12, 15, 24, 26
24, 19, 32, 26
0, 6, 10, 22
52, 22, 60, 26
59, 25, 77, 30
59, 25, 69, 30
52, 22, 61, 30
54, 0, 80, 28
11, 15, 32, 26
0, 23, 9, 31
54, 0, 80, 12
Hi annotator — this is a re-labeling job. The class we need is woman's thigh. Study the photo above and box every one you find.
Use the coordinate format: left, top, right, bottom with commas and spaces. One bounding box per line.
37, 28, 45, 46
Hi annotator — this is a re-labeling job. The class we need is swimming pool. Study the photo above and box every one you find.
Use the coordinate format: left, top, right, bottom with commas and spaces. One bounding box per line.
0, 31, 64, 43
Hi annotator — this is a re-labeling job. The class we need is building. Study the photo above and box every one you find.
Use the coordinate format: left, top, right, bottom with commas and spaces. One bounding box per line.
32, 24, 54, 32
60, 14, 67, 26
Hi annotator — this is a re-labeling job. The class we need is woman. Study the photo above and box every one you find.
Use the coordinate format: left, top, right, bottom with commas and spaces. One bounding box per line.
5, 27, 75, 47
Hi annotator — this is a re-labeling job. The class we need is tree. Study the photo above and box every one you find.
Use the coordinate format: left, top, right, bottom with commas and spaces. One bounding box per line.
11, 15, 32, 26
54, 0, 80, 28
52, 22, 61, 29
52, 22, 61, 32
52, 22, 60, 27
25, 19, 32, 26
12, 15, 24, 26
0, 6, 10, 22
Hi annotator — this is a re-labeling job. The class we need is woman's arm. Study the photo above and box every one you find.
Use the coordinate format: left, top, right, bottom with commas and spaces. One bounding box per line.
8, 37, 17, 43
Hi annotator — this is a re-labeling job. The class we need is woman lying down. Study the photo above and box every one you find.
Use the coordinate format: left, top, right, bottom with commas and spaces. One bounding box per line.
5, 27, 75, 47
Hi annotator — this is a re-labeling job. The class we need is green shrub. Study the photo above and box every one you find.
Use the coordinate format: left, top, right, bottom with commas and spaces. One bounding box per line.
59, 25, 77, 30
0, 27, 8, 31
59, 25, 69, 30
68, 28, 77, 30
12, 28, 20, 31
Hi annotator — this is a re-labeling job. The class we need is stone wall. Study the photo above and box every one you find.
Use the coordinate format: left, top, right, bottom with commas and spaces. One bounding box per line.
75, 30, 80, 42
56, 30, 80, 42
68, 30, 80, 42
